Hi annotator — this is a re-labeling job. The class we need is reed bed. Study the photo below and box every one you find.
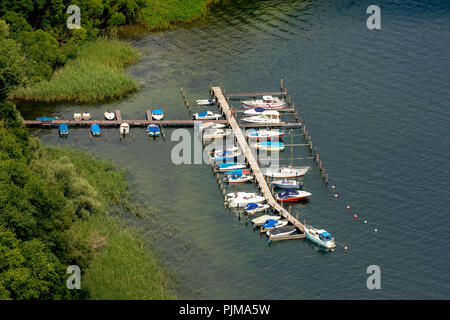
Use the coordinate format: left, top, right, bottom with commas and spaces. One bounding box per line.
10, 39, 140, 104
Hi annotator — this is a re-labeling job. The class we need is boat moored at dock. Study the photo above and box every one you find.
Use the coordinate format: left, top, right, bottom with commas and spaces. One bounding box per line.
272, 179, 303, 189
263, 166, 310, 178
147, 124, 161, 136
245, 128, 284, 140
275, 188, 311, 202
252, 215, 281, 227
193, 110, 222, 120
58, 124, 68, 136
104, 109, 115, 120
216, 162, 247, 172
242, 110, 281, 124
304, 225, 336, 249
90, 124, 100, 136
242, 95, 286, 109
251, 141, 284, 151
82, 112, 91, 120
262, 219, 288, 230
244, 202, 270, 214
151, 109, 164, 120
120, 123, 130, 135
266, 225, 297, 238
226, 192, 265, 208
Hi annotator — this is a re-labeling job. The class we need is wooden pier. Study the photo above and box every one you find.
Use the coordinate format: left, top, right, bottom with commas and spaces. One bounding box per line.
212, 87, 306, 234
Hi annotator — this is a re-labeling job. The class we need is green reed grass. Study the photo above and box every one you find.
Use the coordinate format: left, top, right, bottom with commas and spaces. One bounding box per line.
10, 39, 140, 103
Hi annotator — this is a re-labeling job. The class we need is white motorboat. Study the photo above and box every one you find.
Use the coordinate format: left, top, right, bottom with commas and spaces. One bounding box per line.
242, 95, 286, 109
210, 146, 242, 162
82, 112, 91, 120
120, 123, 130, 135
263, 166, 310, 178
245, 129, 284, 140
196, 99, 215, 105
202, 128, 230, 140
73, 113, 82, 121
104, 109, 115, 120
193, 111, 222, 120
197, 122, 226, 132
304, 225, 336, 249
275, 188, 312, 202
216, 163, 247, 172
226, 173, 253, 183
266, 225, 297, 238
252, 215, 281, 227
251, 141, 285, 151
272, 179, 303, 189
243, 107, 267, 116
244, 203, 270, 214
151, 109, 164, 120
226, 192, 265, 208
242, 110, 281, 124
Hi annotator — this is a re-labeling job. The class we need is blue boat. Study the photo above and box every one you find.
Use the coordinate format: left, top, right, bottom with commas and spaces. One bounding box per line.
262, 219, 288, 229
151, 109, 164, 120
90, 124, 100, 136
37, 116, 56, 121
217, 163, 246, 172
147, 124, 161, 136
252, 140, 284, 151
211, 147, 241, 162
59, 124, 68, 136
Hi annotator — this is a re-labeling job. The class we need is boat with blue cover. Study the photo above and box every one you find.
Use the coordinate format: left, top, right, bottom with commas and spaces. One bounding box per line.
304, 225, 336, 249
243, 107, 267, 115
147, 124, 161, 136
275, 188, 311, 202
262, 219, 288, 230
193, 110, 221, 120
151, 109, 164, 120
252, 140, 284, 151
272, 179, 303, 189
225, 169, 253, 183
59, 124, 68, 136
217, 162, 247, 172
37, 116, 56, 121
244, 202, 270, 214
90, 124, 100, 136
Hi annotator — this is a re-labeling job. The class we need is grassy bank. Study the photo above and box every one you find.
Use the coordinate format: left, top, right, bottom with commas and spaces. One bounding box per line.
9, 39, 140, 104
42, 145, 177, 300
139, 0, 218, 30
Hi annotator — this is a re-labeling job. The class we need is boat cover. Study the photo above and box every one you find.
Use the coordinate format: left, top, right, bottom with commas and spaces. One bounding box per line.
152, 109, 163, 114
246, 203, 259, 210
269, 225, 296, 235
278, 188, 299, 198
260, 141, 283, 147
148, 125, 160, 132
36, 116, 56, 121
59, 124, 68, 132
263, 219, 278, 228
254, 107, 265, 112
226, 169, 243, 176
319, 231, 332, 240
218, 163, 235, 168
198, 111, 208, 117
91, 124, 100, 133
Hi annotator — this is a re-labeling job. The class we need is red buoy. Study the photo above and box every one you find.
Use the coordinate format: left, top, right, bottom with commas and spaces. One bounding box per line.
346, 205, 350, 210
353, 214, 358, 219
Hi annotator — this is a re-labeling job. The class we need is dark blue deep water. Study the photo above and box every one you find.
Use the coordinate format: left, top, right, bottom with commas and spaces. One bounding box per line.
20, 0, 450, 299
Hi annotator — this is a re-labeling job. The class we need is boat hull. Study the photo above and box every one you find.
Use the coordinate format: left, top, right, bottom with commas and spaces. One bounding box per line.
242, 101, 286, 109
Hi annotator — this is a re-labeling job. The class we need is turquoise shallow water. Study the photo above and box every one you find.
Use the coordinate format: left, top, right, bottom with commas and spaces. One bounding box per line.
19, 0, 450, 299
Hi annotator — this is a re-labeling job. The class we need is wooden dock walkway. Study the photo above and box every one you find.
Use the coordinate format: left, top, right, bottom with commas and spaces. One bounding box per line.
212, 87, 305, 234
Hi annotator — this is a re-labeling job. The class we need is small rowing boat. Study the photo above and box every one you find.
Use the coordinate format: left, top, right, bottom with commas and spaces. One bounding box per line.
266, 225, 297, 238
242, 95, 286, 109
304, 225, 336, 249
82, 112, 91, 120
275, 188, 311, 202
104, 109, 115, 120
151, 109, 164, 120
90, 124, 100, 136
271, 179, 303, 189
193, 111, 221, 120
147, 124, 160, 137
73, 113, 82, 121
244, 202, 270, 214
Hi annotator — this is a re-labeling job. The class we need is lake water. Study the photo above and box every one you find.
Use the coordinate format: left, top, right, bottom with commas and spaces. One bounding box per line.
19, 0, 450, 299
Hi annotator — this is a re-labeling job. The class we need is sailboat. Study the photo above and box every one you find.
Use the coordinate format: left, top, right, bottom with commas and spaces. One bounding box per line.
262, 166, 310, 178
251, 141, 285, 151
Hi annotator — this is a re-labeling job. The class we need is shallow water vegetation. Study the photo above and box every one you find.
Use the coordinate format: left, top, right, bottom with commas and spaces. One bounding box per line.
10, 39, 140, 103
